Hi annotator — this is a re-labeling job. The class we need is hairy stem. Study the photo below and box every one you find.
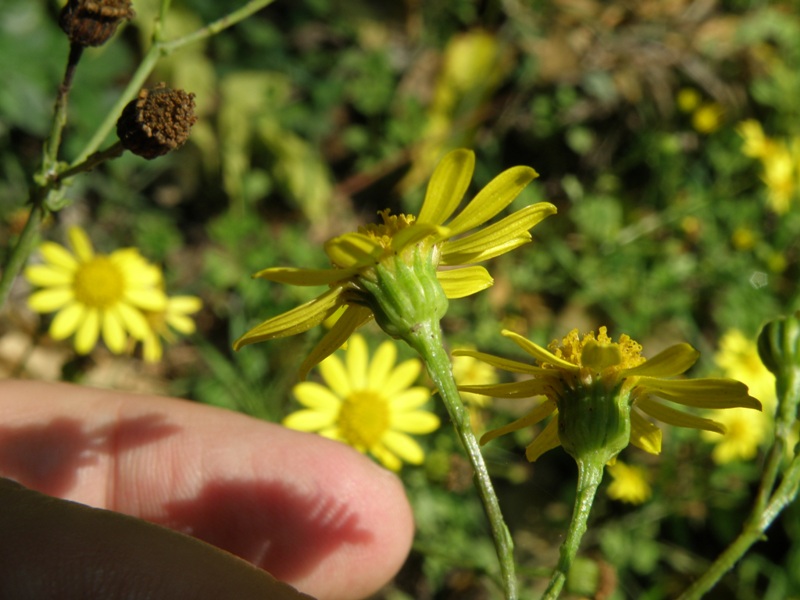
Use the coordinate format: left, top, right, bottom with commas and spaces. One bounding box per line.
541, 459, 604, 600
405, 320, 518, 600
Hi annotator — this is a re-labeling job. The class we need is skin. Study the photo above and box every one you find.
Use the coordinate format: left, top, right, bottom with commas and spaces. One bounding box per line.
0, 380, 415, 600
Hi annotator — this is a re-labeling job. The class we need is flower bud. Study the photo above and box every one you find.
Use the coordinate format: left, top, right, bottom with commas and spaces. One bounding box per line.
59, 0, 135, 47
757, 311, 800, 376
116, 83, 197, 160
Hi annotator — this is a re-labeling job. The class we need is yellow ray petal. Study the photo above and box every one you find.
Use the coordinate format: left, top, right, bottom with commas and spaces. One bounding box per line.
297, 304, 373, 380
637, 397, 726, 434
254, 266, 353, 286
381, 431, 425, 465
283, 409, 337, 432
459, 379, 552, 399
480, 399, 557, 445
318, 353, 350, 397
525, 416, 561, 462
324, 233, 383, 268
452, 349, 549, 375
383, 359, 422, 395
234, 287, 345, 350
630, 410, 662, 454
102, 309, 127, 353
39, 241, 78, 271
292, 381, 342, 410
445, 166, 539, 236
636, 377, 762, 409
28, 288, 74, 312
24, 264, 74, 286
346, 334, 369, 389
436, 265, 493, 298
74, 308, 100, 354
49, 302, 84, 340
624, 343, 699, 377
116, 302, 151, 340
392, 411, 441, 434
502, 329, 579, 371
417, 148, 475, 226
367, 340, 397, 388
441, 202, 556, 264
68, 226, 94, 262
390, 388, 431, 411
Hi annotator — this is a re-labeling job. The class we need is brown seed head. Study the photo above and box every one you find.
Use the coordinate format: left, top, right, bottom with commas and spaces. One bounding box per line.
59, 0, 135, 47
116, 83, 197, 160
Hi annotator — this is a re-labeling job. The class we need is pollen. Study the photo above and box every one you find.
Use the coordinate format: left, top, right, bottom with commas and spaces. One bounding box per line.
546, 326, 645, 372
73, 257, 125, 308
359, 210, 416, 249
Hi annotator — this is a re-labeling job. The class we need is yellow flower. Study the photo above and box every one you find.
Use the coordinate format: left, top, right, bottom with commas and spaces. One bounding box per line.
141, 295, 203, 362
25, 226, 166, 355
606, 461, 652, 504
676, 88, 701, 113
235, 149, 556, 377
738, 120, 772, 159
701, 330, 776, 464
455, 327, 762, 463
692, 103, 725, 134
283, 334, 440, 471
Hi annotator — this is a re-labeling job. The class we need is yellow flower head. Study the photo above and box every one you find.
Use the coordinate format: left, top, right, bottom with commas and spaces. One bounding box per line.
283, 334, 440, 471
606, 461, 652, 504
692, 103, 725, 134
25, 226, 167, 355
235, 149, 556, 377
455, 327, 762, 463
140, 295, 203, 362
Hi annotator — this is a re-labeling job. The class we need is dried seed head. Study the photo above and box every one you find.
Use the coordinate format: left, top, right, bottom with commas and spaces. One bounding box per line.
116, 83, 197, 160
59, 0, 135, 47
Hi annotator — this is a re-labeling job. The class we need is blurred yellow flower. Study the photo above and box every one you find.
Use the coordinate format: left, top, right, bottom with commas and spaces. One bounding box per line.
692, 103, 725, 134
141, 295, 203, 362
701, 330, 776, 464
25, 226, 166, 355
606, 461, 652, 504
738, 120, 800, 214
456, 327, 761, 462
676, 88, 701, 113
283, 334, 440, 471
235, 148, 556, 377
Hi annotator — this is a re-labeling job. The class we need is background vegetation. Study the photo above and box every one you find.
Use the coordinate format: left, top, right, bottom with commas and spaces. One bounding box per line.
2, 0, 799, 597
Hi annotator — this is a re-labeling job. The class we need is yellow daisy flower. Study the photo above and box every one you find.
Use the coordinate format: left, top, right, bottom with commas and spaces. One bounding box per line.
141, 295, 203, 362
25, 226, 166, 355
283, 334, 441, 471
234, 148, 556, 377
455, 327, 761, 463
606, 461, 652, 505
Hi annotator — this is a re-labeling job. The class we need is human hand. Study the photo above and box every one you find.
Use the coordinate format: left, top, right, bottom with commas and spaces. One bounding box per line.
0, 380, 414, 600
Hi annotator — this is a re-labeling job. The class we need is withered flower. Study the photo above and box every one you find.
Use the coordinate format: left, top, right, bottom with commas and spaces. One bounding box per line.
116, 83, 197, 160
59, 0, 135, 47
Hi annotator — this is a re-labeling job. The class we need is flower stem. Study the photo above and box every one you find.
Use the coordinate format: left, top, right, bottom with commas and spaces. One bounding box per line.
541, 458, 604, 600
677, 364, 800, 600
405, 319, 518, 600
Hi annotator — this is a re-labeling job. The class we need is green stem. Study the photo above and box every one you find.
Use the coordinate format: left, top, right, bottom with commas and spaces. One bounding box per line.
72, 0, 277, 165
405, 320, 517, 600
0, 196, 45, 308
676, 366, 800, 600
57, 141, 126, 181
541, 459, 604, 600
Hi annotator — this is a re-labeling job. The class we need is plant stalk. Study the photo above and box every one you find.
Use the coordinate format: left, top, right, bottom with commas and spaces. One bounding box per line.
541, 458, 604, 600
405, 319, 518, 600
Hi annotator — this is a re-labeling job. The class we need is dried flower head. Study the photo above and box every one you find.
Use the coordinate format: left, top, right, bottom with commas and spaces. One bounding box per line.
116, 83, 197, 160
59, 0, 135, 47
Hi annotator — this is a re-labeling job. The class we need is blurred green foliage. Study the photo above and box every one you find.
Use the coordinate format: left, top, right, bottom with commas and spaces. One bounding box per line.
3, 0, 800, 597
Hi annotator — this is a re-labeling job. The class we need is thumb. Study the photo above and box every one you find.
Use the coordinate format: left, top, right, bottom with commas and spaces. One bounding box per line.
0, 477, 313, 600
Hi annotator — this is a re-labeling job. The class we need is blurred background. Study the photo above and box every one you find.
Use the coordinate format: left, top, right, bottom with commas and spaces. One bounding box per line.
2, 0, 799, 597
